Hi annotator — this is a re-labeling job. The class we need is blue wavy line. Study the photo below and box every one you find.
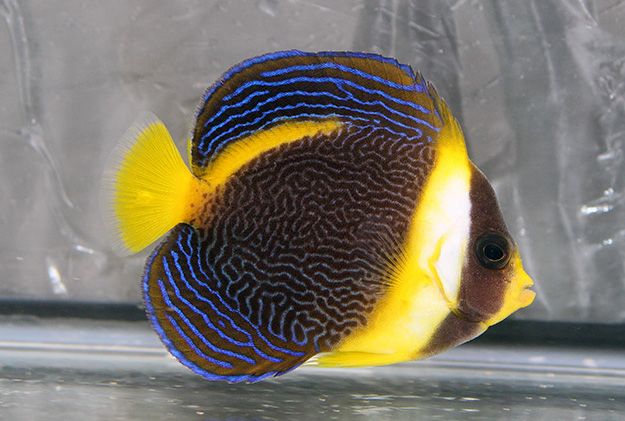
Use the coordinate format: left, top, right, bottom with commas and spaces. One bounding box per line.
220, 75, 430, 113
290, 320, 307, 347
173, 227, 305, 358
200, 102, 418, 156
261, 62, 422, 92
199, 112, 370, 165
160, 260, 254, 365
199, 88, 270, 130
166, 252, 260, 363
264, 299, 287, 342
316, 50, 415, 77
173, 240, 286, 363
166, 308, 276, 382
201, 88, 433, 147
143, 244, 274, 382
199, 50, 415, 106
157, 280, 233, 368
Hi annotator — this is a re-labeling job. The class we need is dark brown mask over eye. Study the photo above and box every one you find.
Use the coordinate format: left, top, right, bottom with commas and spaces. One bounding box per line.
456, 165, 514, 322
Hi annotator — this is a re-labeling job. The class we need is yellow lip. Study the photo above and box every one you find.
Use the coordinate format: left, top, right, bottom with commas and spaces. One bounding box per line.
517, 267, 536, 308
519, 286, 536, 308
485, 252, 536, 326
514, 255, 535, 308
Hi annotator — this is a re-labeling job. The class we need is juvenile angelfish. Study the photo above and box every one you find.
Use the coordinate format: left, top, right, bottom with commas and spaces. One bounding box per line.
103, 51, 535, 382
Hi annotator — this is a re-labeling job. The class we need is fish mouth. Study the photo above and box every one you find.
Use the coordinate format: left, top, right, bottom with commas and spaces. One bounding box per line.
518, 285, 536, 308
513, 255, 536, 310
517, 267, 536, 309
487, 280, 535, 326
478, 276, 536, 327
449, 283, 536, 326
449, 264, 536, 327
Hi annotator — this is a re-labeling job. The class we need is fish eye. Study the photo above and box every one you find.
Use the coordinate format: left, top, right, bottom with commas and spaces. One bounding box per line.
475, 233, 511, 270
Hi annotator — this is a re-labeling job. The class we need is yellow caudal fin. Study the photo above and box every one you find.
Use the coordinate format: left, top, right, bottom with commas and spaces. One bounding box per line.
102, 113, 197, 255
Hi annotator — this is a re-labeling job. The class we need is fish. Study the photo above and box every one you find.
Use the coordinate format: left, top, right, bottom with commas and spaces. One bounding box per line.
102, 50, 535, 383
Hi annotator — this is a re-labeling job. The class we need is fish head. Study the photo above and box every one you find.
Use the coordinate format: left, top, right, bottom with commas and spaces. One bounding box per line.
450, 165, 535, 327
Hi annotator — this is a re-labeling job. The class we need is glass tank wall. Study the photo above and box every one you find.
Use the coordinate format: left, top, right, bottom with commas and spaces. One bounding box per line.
0, 1, 624, 420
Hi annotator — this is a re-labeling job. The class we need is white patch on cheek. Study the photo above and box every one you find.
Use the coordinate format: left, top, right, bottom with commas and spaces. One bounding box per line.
432, 180, 472, 304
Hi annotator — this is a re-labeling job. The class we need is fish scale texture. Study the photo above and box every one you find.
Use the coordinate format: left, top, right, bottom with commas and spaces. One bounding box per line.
145, 124, 434, 381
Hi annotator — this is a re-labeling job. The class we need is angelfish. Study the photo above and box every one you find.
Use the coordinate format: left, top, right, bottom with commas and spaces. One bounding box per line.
103, 51, 535, 382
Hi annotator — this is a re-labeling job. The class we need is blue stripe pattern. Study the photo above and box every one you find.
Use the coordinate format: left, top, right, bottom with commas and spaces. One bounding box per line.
142, 51, 450, 382
173, 235, 303, 358
260, 63, 424, 92
191, 50, 441, 170
143, 224, 309, 383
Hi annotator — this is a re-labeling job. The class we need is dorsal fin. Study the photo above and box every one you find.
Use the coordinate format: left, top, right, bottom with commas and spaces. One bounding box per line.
191, 50, 443, 175
426, 81, 469, 165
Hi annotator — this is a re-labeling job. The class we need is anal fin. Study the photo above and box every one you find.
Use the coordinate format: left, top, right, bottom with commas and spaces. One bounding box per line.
311, 351, 408, 368
144, 224, 315, 382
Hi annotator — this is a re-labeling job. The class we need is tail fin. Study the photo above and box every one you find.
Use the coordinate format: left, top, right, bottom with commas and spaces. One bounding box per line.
102, 113, 196, 255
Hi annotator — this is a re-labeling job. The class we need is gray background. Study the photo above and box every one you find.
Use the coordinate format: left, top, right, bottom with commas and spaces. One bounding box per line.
1, 0, 624, 323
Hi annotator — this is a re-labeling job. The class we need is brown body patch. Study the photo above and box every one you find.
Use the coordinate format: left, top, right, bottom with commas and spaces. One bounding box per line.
144, 125, 437, 380
196, 126, 434, 350
420, 312, 485, 357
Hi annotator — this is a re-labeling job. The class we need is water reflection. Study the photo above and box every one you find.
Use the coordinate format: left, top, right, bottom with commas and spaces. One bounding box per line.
1, 361, 622, 420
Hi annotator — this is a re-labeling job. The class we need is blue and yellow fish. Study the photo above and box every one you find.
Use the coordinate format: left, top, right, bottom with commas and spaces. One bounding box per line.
103, 51, 535, 382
